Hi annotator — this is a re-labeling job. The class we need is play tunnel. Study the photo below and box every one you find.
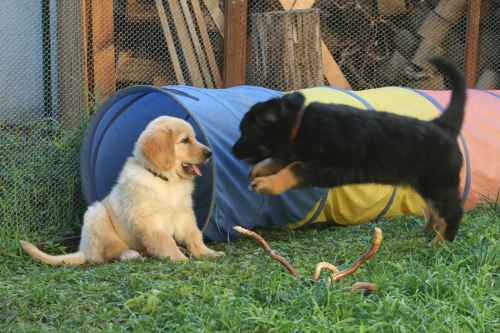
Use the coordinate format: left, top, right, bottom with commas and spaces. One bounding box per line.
81, 85, 500, 241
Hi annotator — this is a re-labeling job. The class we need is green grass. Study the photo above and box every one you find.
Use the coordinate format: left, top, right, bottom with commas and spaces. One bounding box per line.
0, 119, 88, 251
1, 207, 498, 333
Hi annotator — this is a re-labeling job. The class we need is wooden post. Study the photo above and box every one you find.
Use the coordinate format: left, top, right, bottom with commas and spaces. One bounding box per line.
192, 0, 223, 88
85, 0, 117, 102
247, 9, 324, 90
278, 0, 351, 88
464, 0, 481, 88
154, 0, 185, 84
168, 0, 204, 86
58, 0, 88, 127
223, 0, 248, 87
202, 0, 225, 36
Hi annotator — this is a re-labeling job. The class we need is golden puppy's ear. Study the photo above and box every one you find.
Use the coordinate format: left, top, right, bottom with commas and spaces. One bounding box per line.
142, 129, 175, 170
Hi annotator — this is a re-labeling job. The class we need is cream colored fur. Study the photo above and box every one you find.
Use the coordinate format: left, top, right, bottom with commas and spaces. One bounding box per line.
21, 116, 224, 266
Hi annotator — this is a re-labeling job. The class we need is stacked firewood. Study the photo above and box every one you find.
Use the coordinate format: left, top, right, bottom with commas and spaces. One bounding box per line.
310, 0, 498, 89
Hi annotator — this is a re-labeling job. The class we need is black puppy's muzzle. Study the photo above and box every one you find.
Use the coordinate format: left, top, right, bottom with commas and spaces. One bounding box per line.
231, 138, 247, 159
232, 138, 272, 166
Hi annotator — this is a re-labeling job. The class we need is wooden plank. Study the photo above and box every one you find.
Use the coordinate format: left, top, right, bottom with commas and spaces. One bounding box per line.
320, 42, 350, 89
93, 45, 116, 98
464, 0, 481, 88
117, 52, 168, 84
192, 0, 223, 87
202, 0, 225, 36
82, 0, 116, 103
278, 0, 351, 88
167, 0, 204, 86
91, 0, 114, 50
83, 0, 92, 101
91, 0, 116, 99
58, 0, 87, 127
279, 0, 316, 9
179, 0, 214, 87
223, 0, 247, 87
154, 0, 185, 84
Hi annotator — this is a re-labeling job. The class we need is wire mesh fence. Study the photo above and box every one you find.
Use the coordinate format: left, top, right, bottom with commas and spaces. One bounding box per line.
0, 0, 497, 250
247, 0, 499, 91
0, 1, 89, 251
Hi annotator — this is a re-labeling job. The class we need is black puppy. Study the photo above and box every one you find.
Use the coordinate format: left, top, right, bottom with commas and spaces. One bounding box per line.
232, 57, 466, 244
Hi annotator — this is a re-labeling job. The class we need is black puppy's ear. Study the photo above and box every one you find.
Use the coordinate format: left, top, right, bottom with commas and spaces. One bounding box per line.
253, 98, 283, 125
282, 92, 305, 111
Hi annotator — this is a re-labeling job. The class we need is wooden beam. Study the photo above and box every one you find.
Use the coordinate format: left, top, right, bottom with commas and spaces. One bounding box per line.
278, 0, 351, 88
223, 0, 248, 87
180, 0, 214, 87
90, 0, 116, 100
464, 0, 481, 88
82, 0, 117, 105
192, 0, 223, 87
58, 0, 87, 127
155, 0, 185, 84
167, 0, 204, 86
279, 0, 316, 9
248, 9, 323, 90
202, 0, 225, 36
321, 41, 351, 89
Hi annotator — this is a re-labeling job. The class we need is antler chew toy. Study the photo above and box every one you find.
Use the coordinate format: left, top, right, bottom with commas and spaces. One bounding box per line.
233, 226, 300, 278
234, 226, 383, 292
313, 227, 383, 282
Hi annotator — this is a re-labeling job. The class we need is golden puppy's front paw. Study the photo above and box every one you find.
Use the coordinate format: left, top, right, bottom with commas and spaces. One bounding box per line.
203, 250, 225, 259
250, 176, 285, 195
119, 250, 144, 261
169, 253, 189, 263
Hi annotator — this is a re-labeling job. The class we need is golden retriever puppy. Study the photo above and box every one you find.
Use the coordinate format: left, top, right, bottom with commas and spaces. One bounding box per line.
20, 116, 224, 266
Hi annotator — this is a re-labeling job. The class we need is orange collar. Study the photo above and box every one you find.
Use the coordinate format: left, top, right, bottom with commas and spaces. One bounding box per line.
289, 108, 305, 142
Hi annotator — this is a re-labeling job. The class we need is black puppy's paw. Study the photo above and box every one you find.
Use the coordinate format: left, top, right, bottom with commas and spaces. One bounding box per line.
249, 158, 286, 180
250, 176, 285, 195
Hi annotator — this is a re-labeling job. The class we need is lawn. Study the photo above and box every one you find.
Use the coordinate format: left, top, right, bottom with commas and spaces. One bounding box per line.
1, 206, 499, 333
0, 119, 87, 251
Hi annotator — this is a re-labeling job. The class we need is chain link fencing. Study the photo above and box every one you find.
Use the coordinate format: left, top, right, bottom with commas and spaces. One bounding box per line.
0, 0, 497, 251
248, 0, 499, 91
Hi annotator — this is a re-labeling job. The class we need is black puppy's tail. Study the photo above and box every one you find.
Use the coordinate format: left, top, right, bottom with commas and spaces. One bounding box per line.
431, 57, 466, 137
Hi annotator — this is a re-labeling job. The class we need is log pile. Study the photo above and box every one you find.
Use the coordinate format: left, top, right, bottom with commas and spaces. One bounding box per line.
262, 0, 498, 90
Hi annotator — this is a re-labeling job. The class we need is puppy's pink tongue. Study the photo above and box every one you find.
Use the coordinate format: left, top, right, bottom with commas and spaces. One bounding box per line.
192, 164, 202, 176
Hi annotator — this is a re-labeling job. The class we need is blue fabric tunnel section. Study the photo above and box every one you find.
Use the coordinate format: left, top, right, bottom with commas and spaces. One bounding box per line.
80, 85, 327, 242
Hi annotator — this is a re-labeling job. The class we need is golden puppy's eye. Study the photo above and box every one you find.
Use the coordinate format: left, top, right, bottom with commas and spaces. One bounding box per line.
181, 137, 190, 144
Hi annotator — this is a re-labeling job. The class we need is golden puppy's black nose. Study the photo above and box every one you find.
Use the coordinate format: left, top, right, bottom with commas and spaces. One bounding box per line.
204, 148, 212, 159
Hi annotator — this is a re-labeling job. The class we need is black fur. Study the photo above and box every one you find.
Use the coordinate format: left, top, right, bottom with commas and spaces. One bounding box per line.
232, 57, 466, 241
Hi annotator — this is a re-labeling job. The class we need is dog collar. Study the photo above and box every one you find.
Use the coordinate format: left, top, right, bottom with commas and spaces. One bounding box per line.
146, 167, 169, 182
289, 107, 305, 142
